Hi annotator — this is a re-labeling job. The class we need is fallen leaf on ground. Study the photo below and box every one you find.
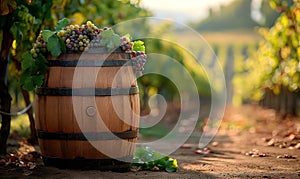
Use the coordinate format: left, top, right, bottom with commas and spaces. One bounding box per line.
195, 148, 211, 155
180, 144, 192, 149
211, 141, 219, 147
245, 149, 268, 157
23, 170, 33, 176
294, 143, 300, 149
276, 154, 296, 159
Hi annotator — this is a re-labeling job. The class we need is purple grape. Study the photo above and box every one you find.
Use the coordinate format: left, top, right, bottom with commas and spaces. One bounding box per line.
131, 51, 147, 76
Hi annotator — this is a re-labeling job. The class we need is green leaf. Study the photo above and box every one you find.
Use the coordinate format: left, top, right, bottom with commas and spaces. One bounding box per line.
165, 158, 178, 172
154, 156, 168, 168
36, 53, 48, 64
59, 37, 66, 53
144, 146, 154, 154
42, 30, 55, 42
22, 77, 35, 91
10, 23, 18, 39
165, 166, 177, 172
100, 29, 120, 50
152, 151, 163, 161
55, 18, 70, 31
35, 54, 48, 74
132, 146, 178, 172
21, 51, 34, 70
133, 40, 145, 52
20, 52, 48, 91
101, 29, 114, 37
134, 147, 149, 162
32, 75, 44, 87
47, 35, 62, 57
20, 69, 30, 83
112, 34, 120, 45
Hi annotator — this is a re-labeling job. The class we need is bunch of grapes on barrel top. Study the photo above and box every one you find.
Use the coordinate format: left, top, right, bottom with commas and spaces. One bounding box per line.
30, 21, 147, 76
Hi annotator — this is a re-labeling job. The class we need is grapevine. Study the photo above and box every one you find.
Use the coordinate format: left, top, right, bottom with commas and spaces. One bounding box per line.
242, 0, 300, 100
21, 19, 147, 91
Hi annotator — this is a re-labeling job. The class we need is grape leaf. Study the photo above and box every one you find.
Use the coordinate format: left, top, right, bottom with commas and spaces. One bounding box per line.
21, 51, 34, 70
134, 147, 149, 162
10, 23, 19, 39
100, 29, 120, 50
112, 34, 120, 45
152, 151, 163, 161
47, 34, 62, 57
133, 40, 145, 52
41, 30, 55, 42
32, 75, 44, 87
35, 53, 48, 74
22, 77, 35, 91
101, 29, 114, 37
36, 53, 48, 64
20, 52, 47, 91
20, 69, 31, 85
132, 146, 178, 172
55, 18, 69, 31
59, 37, 66, 54
165, 158, 178, 172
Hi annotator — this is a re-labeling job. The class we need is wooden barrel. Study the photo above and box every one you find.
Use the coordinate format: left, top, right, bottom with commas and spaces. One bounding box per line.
34, 48, 140, 171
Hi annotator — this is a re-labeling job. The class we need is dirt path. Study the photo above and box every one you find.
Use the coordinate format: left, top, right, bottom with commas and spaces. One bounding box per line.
177, 132, 300, 178
1, 105, 300, 178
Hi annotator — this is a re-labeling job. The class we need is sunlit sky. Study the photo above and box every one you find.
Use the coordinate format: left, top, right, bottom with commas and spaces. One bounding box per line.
140, 0, 235, 23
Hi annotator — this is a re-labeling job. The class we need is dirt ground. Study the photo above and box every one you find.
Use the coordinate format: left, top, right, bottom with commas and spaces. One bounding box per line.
1, 104, 300, 178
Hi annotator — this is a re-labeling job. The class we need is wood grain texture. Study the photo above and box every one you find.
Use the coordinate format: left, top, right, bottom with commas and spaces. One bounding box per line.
35, 51, 139, 168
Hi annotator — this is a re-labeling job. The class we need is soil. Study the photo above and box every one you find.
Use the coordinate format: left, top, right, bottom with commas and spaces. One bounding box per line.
1, 104, 300, 178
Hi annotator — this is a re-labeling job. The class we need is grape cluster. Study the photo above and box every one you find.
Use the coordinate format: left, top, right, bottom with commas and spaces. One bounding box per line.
131, 51, 147, 76
57, 21, 104, 52
29, 21, 147, 76
120, 36, 134, 53
30, 33, 47, 58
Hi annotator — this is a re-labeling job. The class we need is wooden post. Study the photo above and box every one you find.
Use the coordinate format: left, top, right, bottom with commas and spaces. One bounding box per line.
0, 23, 13, 154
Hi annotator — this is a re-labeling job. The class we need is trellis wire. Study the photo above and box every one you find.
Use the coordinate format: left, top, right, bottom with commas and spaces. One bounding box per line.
0, 103, 32, 116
